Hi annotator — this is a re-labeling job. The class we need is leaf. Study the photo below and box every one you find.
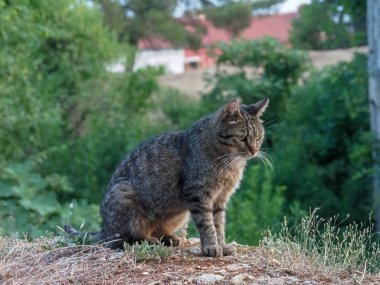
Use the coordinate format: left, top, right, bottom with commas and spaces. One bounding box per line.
0, 181, 16, 198
18, 192, 61, 217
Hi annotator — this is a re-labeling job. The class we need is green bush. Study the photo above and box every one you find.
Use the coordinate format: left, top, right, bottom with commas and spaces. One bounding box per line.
227, 165, 285, 244
289, 0, 366, 50
0, 0, 160, 237
205, 38, 309, 107
273, 53, 372, 223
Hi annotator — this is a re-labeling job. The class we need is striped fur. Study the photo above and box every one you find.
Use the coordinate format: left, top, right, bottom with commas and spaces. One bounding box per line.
65, 98, 269, 256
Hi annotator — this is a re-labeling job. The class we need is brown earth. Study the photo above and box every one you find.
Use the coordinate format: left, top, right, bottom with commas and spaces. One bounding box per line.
0, 236, 376, 285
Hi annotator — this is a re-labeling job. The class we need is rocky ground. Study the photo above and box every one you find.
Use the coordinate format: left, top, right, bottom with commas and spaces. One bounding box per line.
0, 236, 377, 284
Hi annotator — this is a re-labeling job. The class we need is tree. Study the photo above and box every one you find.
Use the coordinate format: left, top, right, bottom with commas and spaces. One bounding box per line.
367, 0, 380, 232
274, 54, 372, 223
290, 0, 366, 50
204, 0, 283, 37
0, 0, 161, 237
204, 2, 252, 37
97, 0, 284, 47
97, 0, 198, 47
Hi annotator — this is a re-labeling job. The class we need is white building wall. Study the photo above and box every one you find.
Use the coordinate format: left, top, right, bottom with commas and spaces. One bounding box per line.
134, 49, 185, 74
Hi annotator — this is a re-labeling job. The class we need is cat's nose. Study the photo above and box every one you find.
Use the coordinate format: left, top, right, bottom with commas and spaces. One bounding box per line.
248, 146, 258, 156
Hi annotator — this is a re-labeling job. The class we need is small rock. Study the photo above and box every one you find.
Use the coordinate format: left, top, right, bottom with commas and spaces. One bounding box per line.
190, 247, 202, 254
142, 272, 149, 275
256, 277, 284, 285
215, 269, 228, 275
195, 274, 224, 284
267, 278, 285, 285
230, 273, 254, 284
302, 281, 317, 285
285, 276, 299, 284
226, 263, 250, 272
187, 237, 200, 245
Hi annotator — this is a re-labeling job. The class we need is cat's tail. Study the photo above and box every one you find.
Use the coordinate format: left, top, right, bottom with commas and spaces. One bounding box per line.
64, 225, 122, 248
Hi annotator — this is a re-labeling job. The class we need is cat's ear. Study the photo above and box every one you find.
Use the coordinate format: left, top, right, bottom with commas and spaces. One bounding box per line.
222, 99, 242, 122
247, 98, 269, 118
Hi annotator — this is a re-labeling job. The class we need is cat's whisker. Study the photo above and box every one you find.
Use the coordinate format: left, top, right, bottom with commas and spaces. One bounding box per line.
264, 118, 279, 126
265, 124, 278, 130
215, 155, 238, 173
257, 151, 274, 173
257, 155, 271, 171
215, 154, 240, 175
213, 153, 237, 163
258, 150, 272, 160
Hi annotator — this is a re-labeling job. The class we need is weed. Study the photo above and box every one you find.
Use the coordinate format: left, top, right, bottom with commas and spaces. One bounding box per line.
124, 241, 175, 262
261, 208, 380, 277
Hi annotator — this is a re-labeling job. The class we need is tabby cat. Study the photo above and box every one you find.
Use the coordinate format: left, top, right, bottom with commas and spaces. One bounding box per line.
65, 98, 269, 257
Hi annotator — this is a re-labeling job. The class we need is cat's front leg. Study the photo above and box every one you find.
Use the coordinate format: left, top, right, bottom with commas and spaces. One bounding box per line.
185, 195, 222, 257
213, 199, 236, 256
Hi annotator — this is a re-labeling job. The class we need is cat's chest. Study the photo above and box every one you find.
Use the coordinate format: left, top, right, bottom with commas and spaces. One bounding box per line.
213, 162, 245, 191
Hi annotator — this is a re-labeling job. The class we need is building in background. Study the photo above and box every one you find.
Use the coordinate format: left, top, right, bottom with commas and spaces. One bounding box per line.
134, 13, 296, 74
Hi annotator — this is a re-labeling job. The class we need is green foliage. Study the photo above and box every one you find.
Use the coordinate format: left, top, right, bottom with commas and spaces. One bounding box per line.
273, 54, 372, 223
204, 37, 310, 118
290, 0, 366, 50
205, 2, 252, 37
227, 166, 285, 244
98, 0, 199, 48
205, 1, 285, 37
155, 88, 206, 130
0, 0, 160, 237
45, 68, 162, 204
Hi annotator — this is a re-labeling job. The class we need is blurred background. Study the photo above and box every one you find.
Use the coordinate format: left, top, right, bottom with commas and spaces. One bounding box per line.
0, 0, 373, 245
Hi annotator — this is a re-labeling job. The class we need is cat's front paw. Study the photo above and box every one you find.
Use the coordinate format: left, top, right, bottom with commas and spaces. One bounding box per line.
202, 245, 223, 257
222, 243, 236, 256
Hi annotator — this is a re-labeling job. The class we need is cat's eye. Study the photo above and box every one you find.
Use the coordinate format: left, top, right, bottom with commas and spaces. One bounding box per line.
238, 135, 246, 141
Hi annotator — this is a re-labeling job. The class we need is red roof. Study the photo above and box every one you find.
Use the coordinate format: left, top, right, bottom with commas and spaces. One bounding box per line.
242, 13, 296, 44
138, 13, 297, 50
138, 38, 173, 50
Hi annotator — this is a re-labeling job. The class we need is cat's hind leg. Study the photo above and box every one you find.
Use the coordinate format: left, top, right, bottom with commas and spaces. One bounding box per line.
101, 182, 158, 246
152, 211, 189, 246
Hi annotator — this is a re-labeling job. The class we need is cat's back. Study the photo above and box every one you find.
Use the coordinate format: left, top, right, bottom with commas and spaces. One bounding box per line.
109, 131, 185, 191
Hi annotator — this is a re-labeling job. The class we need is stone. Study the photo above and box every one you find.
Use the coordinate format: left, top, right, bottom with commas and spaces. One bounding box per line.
195, 274, 224, 284
302, 281, 318, 285
187, 237, 200, 245
230, 273, 254, 284
190, 247, 202, 254
267, 278, 285, 285
256, 277, 285, 285
225, 263, 251, 272
285, 276, 300, 284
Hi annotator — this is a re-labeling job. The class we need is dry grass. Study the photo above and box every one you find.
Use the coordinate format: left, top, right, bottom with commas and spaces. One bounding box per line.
261, 209, 380, 284
1, 223, 380, 285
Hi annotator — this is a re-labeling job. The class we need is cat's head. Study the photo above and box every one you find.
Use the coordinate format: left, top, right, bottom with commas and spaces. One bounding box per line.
214, 98, 269, 158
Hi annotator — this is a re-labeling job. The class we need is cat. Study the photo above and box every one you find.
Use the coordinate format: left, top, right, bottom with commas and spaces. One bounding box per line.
65, 98, 269, 257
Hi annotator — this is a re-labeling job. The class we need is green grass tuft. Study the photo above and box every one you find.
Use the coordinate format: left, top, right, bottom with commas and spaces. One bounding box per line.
124, 241, 175, 262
